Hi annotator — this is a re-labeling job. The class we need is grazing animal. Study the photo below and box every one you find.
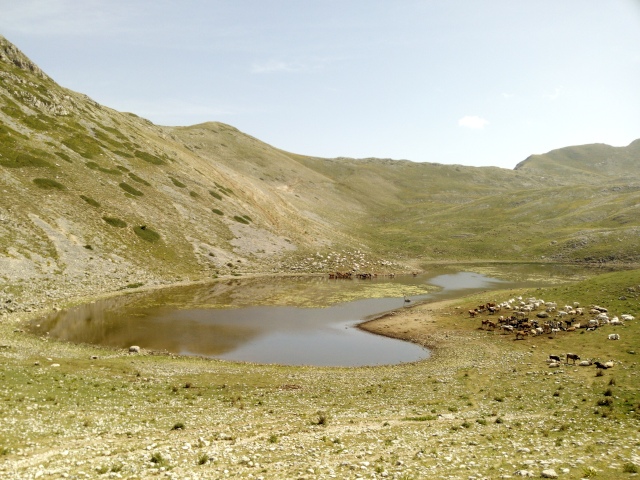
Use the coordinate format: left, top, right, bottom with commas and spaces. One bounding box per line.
566, 353, 580, 364
515, 330, 528, 340
594, 361, 610, 370
548, 362, 561, 368
549, 355, 561, 363
608, 333, 620, 340
578, 359, 592, 366
621, 314, 635, 321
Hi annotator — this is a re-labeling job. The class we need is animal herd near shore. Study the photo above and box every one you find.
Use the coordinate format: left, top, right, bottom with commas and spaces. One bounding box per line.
467, 295, 635, 370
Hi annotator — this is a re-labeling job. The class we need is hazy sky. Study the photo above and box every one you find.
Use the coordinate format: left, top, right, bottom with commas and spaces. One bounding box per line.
1, 1, 639, 169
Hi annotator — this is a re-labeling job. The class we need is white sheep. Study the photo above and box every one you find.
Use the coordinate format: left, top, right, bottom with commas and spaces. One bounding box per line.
621, 314, 635, 321
608, 333, 620, 340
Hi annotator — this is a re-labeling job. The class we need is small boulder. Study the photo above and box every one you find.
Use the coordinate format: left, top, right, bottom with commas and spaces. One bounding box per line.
541, 469, 558, 479
513, 469, 534, 477
129, 345, 141, 353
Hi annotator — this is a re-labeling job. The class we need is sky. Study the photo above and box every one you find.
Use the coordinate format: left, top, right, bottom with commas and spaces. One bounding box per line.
1, 1, 639, 169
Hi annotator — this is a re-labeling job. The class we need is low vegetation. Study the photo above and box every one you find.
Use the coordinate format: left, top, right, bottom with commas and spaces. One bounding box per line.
0, 268, 638, 479
1, 33, 639, 479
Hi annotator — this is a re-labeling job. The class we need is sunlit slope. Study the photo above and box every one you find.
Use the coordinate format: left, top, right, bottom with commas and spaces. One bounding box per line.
515, 140, 640, 183
1, 31, 639, 300
0, 35, 366, 296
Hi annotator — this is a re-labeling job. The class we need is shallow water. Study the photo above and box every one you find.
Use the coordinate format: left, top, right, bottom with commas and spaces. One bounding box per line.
32, 264, 592, 366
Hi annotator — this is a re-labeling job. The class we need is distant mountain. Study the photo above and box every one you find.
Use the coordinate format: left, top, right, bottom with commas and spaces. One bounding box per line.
515, 140, 640, 183
1, 34, 638, 307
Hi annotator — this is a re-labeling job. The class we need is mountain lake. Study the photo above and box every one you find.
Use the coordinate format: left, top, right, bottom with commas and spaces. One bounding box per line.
30, 263, 597, 366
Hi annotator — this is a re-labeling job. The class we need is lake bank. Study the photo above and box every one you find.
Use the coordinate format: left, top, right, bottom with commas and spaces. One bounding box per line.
1, 267, 638, 479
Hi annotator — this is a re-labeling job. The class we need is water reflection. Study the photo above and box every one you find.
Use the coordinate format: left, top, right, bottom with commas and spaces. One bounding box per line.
31, 264, 591, 366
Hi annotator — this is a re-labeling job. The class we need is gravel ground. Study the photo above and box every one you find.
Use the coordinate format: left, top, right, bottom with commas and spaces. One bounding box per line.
2, 292, 639, 479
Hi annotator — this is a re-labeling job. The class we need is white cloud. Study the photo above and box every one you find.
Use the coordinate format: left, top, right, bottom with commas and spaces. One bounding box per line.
458, 116, 489, 129
251, 60, 302, 74
542, 87, 563, 100
251, 57, 329, 74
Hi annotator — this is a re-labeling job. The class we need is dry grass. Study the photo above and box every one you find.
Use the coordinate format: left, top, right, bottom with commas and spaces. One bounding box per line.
0, 268, 638, 479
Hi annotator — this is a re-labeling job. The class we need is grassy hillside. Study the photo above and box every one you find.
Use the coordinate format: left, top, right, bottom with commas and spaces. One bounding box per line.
1, 33, 640, 311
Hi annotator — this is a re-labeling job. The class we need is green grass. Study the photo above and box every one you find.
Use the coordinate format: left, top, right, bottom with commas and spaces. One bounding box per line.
33, 178, 65, 190
134, 150, 165, 165
0, 151, 52, 168
129, 173, 151, 186
61, 134, 103, 159
170, 177, 186, 188
79, 195, 100, 207
233, 216, 250, 224
118, 182, 144, 196
54, 151, 72, 163
102, 216, 127, 228
133, 225, 161, 242
85, 161, 121, 175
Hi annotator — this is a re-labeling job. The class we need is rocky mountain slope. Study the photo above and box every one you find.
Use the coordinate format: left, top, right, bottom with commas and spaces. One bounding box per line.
1, 34, 639, 310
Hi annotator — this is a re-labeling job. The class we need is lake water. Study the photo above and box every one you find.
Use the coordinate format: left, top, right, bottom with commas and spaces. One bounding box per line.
31, 264, 592, 366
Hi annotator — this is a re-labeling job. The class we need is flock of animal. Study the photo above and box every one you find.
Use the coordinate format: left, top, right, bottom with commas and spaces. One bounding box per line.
468, 295, 635, 370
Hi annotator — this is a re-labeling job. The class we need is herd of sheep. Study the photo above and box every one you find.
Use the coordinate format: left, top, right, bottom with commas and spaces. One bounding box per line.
468, 295, 635, 370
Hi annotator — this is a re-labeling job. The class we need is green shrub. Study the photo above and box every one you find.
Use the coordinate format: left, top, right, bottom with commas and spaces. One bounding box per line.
623, 462, 638, 473
119, 182, 143, 196
402, 415, 436, 422
233, 216, 250, 224
212, 209, 223, 216
209, 190, 222, 200
134, 150, 165, 165
133, 226, 160, 243
102, 217, 127, 228
33, 178, 65, 190
86, 162, 120, 175
62, 134, 102, 159
150, 452, 166, 466
113, 150, 133, 158
189, 190, 199, 198
80, 195, 100, 207
597, 397, 613, 407
54, 151, 72, 163
0, 151, 52, 168
170, 177, 186, 188
171, 422, 185, 431
129, 173, 151, 186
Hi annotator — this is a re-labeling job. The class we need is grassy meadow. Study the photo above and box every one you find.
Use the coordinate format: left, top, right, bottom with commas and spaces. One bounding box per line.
1, 268, 638, 479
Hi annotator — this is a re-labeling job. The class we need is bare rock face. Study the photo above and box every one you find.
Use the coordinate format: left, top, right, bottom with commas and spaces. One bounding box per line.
0, 35, 49, 79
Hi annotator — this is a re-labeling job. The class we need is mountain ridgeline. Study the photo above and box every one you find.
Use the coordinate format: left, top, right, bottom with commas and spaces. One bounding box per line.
1, 34, 639, 302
